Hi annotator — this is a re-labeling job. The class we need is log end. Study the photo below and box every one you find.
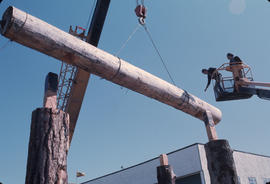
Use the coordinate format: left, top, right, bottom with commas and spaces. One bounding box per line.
0, 6, 13, 35
43, 72, 58, 109
204, 106, 222, 125
159, 154, 169, 166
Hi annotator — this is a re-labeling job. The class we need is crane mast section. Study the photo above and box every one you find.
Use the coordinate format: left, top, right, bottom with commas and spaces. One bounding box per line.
64, 0, 111, 141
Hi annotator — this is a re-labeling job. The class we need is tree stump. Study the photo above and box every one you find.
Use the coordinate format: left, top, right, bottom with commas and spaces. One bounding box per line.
205, 139, 238, 184
25, 73, 69, 184
157, 154, 176, 184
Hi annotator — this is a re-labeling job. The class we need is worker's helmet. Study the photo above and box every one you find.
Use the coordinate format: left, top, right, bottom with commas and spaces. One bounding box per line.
201, 69, 208, 74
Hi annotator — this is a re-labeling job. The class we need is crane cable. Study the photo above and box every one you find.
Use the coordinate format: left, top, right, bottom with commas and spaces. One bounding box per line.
135, 1, 177, 86
115, 23, 141, 56
141, 24, 176, 86
85, 0, 97, 31
0, 40, 11, 52
115, 1, 177, 87
136, 0, 144, 6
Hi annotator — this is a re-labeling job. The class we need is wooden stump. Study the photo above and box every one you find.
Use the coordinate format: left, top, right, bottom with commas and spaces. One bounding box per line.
157, 154, 176, 184
205, 139, 238, 184
25, 72, 70, 184
25, 108, 69, 184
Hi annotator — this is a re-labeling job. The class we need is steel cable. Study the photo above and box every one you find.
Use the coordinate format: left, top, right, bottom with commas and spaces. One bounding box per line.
142, 24, 177, 86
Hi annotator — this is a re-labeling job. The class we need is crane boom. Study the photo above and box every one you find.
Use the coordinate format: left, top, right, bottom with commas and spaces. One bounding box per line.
213, 62, 270, 101
64, 0, 111, 141
239, 78, 270, 88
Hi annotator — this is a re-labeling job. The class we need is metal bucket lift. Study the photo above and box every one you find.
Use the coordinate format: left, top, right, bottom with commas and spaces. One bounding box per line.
212, 62, 270, 101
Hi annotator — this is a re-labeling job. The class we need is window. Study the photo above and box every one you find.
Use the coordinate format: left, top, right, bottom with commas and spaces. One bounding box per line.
248, 177, 257, 184
264, 178, 270, 184
237, 176, 241, 184
175, 173, 202, 184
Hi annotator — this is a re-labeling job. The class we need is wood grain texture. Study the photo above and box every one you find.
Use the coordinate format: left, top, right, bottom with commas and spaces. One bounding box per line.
205, 140, 238, 184
159, 154, 169, 166
25, 108, 69, 184
1, 6, 222, 125
157, 165, 176, 184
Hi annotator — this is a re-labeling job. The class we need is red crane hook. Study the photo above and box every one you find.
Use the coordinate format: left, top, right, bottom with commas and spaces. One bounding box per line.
135, 1, 147, 25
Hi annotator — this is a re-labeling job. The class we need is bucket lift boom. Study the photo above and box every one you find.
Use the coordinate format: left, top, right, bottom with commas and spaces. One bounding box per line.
212, 62, 270, 101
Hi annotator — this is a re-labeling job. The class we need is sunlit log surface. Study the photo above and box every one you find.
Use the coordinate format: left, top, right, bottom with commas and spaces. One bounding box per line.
0, 6, 222, 124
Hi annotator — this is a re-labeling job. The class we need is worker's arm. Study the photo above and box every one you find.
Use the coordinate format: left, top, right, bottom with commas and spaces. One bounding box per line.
204, 75, 211, 92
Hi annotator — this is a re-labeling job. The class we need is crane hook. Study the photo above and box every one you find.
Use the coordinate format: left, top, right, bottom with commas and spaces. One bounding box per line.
138, 17, 145, 25
135, 1, 147, 25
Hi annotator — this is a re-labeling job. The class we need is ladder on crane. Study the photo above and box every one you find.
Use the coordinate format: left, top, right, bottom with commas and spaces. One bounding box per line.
57, 26, 86, 111
56, 0, 111, 142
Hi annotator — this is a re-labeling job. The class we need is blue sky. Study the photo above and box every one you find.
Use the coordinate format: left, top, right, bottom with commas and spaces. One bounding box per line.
1, 0, 270, 183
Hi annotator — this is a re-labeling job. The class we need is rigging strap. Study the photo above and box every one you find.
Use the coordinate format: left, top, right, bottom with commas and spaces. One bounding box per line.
116, 23, 141, 56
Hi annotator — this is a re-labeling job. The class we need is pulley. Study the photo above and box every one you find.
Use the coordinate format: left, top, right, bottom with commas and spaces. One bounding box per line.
135, 0, 147, 25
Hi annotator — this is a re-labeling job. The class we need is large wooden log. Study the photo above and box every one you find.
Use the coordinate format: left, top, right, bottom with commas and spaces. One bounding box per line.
0, 6, 222, 124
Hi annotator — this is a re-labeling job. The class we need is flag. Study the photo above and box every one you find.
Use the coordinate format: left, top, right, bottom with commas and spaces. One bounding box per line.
76, 171, 85, 177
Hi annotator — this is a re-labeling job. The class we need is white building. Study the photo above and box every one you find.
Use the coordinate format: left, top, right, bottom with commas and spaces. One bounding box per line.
82, 143, 270, 184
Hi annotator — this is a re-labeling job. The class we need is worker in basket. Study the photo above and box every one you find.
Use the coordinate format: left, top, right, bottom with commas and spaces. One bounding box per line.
226, 53, 244, 91
202, 68, 222, 92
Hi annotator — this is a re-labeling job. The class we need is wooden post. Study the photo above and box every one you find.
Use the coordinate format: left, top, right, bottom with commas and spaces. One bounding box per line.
203, 110, 218, 141
0, 6, 222, 126
157, 154, 176, 184
43, 72, 58, 109
25, 72, 69, 184
205, 140, 238, 184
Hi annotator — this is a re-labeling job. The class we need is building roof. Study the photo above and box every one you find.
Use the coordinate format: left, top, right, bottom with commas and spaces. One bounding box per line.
82, 142, 270, 184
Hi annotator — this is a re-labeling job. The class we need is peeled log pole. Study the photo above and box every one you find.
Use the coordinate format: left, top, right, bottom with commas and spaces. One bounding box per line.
0, 6, 222, 124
